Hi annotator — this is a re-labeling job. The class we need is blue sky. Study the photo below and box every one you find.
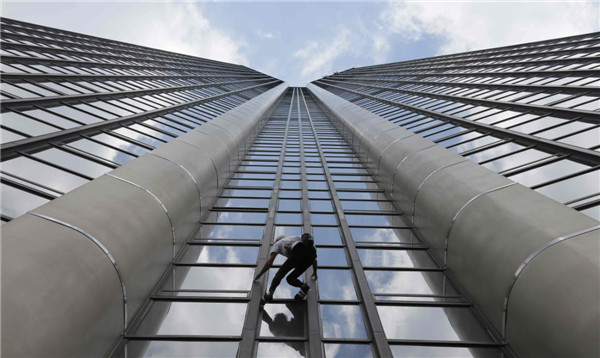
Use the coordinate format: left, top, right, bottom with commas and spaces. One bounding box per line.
2, 0, 598, 85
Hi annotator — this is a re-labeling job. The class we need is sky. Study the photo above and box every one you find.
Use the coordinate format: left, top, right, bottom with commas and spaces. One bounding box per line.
1, 0, 598, 86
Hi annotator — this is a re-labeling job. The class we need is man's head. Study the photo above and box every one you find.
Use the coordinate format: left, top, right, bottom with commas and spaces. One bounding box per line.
301, 233, 313, 246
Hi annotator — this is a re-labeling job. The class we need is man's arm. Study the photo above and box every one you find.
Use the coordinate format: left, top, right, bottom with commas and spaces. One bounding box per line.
311, 259, 318, 279
254, 252, 277, 281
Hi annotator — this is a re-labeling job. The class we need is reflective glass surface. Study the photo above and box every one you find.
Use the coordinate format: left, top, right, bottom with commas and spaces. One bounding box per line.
324, 344, 373, 358
256, 342, 306, 358
378, 306, 492, 341
317, 270, 357, 300
389, 345, 502, 358
135, 302, 247, 336
126, 341, 239, 358
320, 304, 368, 339
260, 303, 305, 337
180, 245, 258, 264
358, 249, 436, 268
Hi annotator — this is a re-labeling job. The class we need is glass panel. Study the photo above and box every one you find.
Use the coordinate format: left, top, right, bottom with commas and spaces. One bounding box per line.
366, 271, 457, 296
256, 342, 305, 358
535, 170, 600, 203
180, 245, 258, 264
346, 214, 404, 227
278, 199, 301, 211
481, 149, 550, 173
1, 184, 50, 218
197, 224, 264, 240
221, 189, 272, 198
358, 249, 436, 268
259, 302, 305, 337
320, 304, 367, 339
69, 139, 135, 165
508, 159, 586, 187
318, 270, 357, 300
350, 228, 417, 244
33, 148, 112, 177
169, 266, 253, 291
274, 226, 303, 238
230, 179, 274, 187
92, 133, 149, 156
0, 128, 26, 143
2, 157, 88, 193
324, 344, 373, 358
342, 200, 393, 212
276, 213, 303, 225
206, 211, 267, 224
317, 248, 347, 266
311, 214, 337, 225
378, 306, 493, 341
390, 345, 502, 358
312, 227, 343, 245
126, 341, 239, 358
135, 302, 247, 336
309, 200, 334, 212
214, 198, 270, 208
1, 112, 58, 136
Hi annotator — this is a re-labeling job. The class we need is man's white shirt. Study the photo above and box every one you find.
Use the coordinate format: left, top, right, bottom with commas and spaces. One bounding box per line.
270, 235, 303, 257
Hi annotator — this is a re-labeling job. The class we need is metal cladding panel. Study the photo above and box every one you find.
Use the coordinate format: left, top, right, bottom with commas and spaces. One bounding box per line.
506, 229, 600, 358
448, 184, 599, 328
152, 140, 218, 216
378, 135, 434, 194
414, 160, 513, 257
108, 154, 200, 250
183, 130, 232, 186
33, 175, 174, 316
1, 214, 123, 357
391, 145, 467, 216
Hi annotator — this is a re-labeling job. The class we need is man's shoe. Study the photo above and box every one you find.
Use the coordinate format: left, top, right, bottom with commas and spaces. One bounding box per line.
261, 292, 273, 305
294, 284, 310, 300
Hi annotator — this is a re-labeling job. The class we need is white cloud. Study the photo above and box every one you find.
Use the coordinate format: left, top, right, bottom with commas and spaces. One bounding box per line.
379, 0, 599, 56
292, 28, 352, 84
256, 29, 276, 39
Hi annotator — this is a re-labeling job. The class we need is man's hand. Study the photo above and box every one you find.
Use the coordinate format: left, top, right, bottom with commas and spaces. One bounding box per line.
311, 272, 318, 280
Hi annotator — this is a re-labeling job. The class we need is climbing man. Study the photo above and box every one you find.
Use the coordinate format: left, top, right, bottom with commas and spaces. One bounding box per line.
254, 233, 318, 303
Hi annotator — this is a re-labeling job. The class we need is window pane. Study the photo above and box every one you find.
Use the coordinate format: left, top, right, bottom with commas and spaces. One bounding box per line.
259, 302, 305, 337
180, 245, 258, 264
390, 345, 502, 358
321, 304, 367, 339
256, 342, 305, 358
126, 341, 239, 358
313, 227, 343, 245
318, 270, 357, 300
378, 306, 493, 341
325, 344, 373, 358
358, 249, 436, 268
135, 302, 247, 336
350, 228, 418, 244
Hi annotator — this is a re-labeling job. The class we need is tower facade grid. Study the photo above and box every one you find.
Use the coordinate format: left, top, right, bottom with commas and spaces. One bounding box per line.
1, 18, 599, 358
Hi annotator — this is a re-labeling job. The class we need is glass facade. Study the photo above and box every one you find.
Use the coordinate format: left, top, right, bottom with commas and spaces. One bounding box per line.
312, 32, 600, 220
0, 17, 282, 222
117, 88, 506, 357
2, 18, 597, 358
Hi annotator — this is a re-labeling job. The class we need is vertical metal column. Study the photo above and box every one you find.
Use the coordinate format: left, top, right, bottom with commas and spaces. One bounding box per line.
238, 88, 295, 357
298, 88, 393, 358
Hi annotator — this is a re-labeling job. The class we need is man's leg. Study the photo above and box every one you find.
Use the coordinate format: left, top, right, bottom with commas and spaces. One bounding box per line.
267, 257, 296, 295
287, 258, 314, 300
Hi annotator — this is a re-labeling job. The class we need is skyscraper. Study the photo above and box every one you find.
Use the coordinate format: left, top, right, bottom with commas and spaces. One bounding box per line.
2, 18, 598, 358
